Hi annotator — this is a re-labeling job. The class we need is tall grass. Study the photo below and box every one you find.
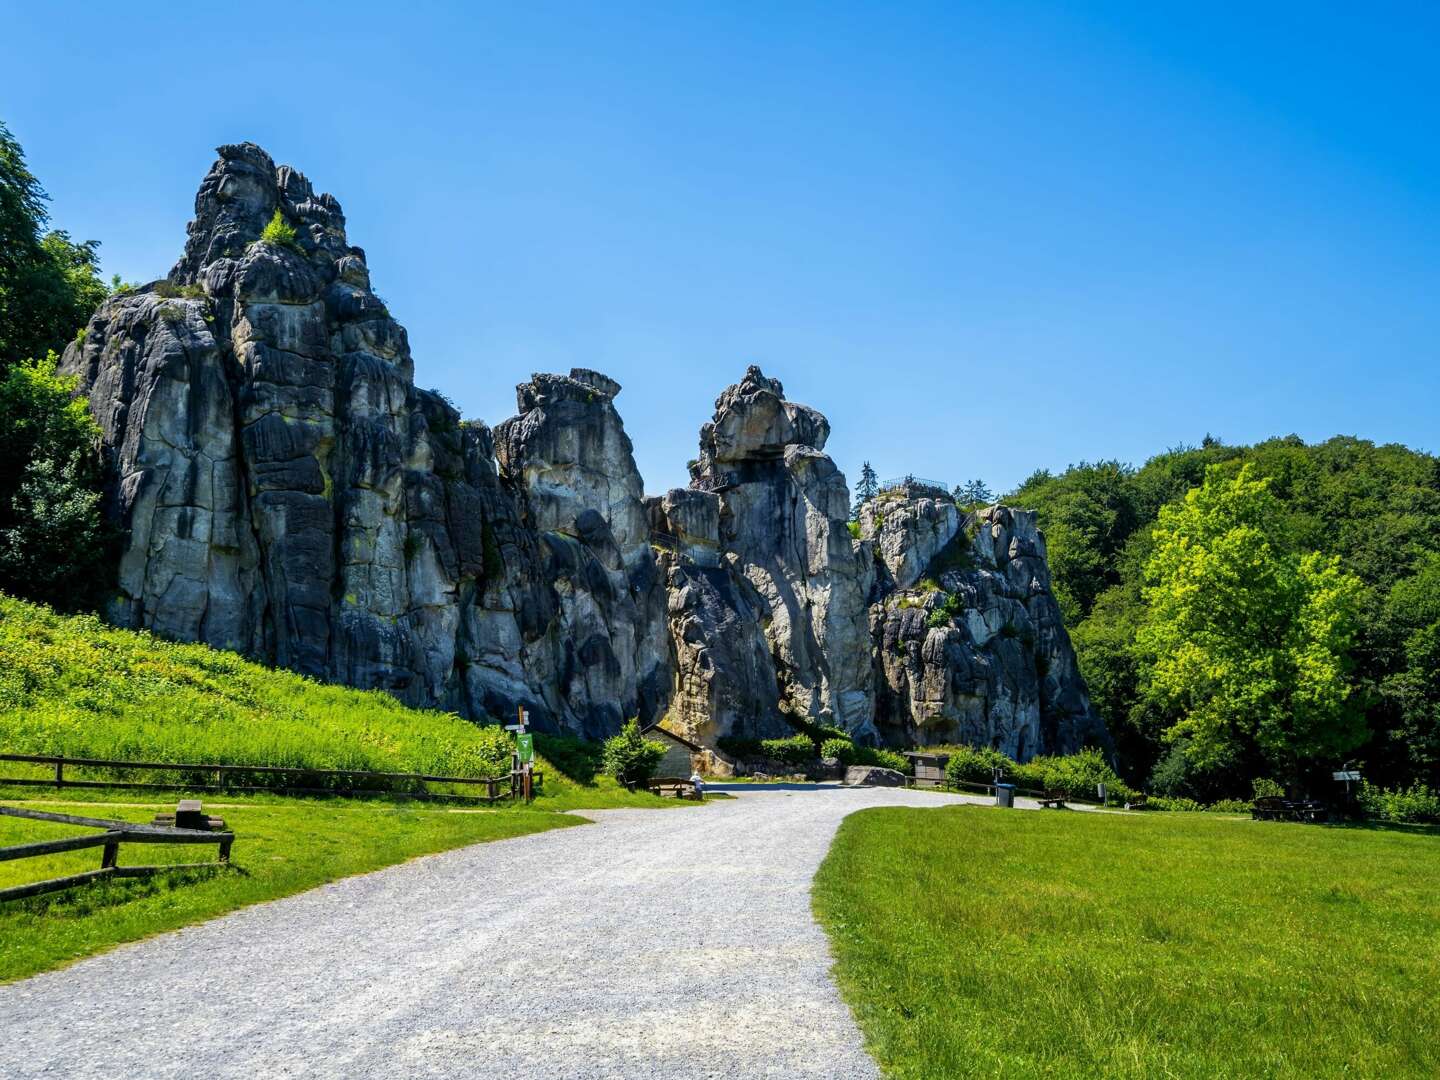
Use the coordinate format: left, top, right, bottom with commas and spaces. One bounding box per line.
0, 595, 513, 787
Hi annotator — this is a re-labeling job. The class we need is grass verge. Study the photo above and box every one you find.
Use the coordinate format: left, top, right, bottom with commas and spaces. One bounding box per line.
0, 795, 575, 984
813, 805, 1440, 1079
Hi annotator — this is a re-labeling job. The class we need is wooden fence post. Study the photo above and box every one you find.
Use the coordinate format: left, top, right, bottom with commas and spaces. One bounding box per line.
54, 755, 63, 790
100, 835, 118, 869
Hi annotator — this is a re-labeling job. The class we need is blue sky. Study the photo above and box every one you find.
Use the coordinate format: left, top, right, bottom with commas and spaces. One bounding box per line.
5, 2, 1438, 496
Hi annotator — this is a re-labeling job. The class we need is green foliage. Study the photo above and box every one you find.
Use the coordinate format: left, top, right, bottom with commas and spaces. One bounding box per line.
1138, 465, 1366, 783
942, 745, 1134, 802
600, 719, 666, 786
820, 736, 856, 765
952, 478, 994, 509
1013, 434, 1440, 794
815, 805, 1440, 1079
152, 280, 205, 300
943, 745, 1015, 785
0, 123, 108, 368
0, 594, 519, 788
1253, 776, 1285, 799
925, 591, 963, 630
259, 208, 300, 251
1360, 781, 1440, 824
0, 353, 114, 610
846, 520, 861, 540
851, 460, 878, 519
758, 734, 815, 766
855, 746, 910, 773
534, 732, 605, 784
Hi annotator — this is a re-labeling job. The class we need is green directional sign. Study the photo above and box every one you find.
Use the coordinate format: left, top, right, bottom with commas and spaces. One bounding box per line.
516, 733, 535, 764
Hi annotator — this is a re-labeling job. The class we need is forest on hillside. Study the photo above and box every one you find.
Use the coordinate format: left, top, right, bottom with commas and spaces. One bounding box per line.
1008, 436, 1440, 800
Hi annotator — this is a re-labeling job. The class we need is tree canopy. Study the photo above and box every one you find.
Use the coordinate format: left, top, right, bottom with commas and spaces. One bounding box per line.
0, 121, 108, 368
1012, 435, 1440, 795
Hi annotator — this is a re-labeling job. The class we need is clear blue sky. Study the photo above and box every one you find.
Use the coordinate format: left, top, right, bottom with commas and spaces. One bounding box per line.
5, 2, 1438, 496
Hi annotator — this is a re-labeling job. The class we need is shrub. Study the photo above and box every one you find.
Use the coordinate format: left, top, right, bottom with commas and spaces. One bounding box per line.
1025, 748, 1134, 802
847, 520, 861, 540
601, 719, 666, 787
1147, 796, 1205, 812
856, 747, 910, 773
1252, 777, 1285, 799
926, 591, 963, 629
758, 734, 815, 766
259, 208, 300, 251
944, 745, 1016, 786
1361, 781, 1440, 824
1208, 799, 1252, 814
821, 737, 856, 765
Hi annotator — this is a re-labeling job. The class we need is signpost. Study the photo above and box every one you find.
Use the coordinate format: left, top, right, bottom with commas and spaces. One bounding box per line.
507, 707, 534, 802
1333, 764, 1361, 812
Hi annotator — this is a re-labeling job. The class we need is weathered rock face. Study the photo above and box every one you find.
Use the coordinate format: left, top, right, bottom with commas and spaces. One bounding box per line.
658, 367, 876, 744
864, 498, 1110, 759
61, 143, 665, 737
64, 143, 1107, 758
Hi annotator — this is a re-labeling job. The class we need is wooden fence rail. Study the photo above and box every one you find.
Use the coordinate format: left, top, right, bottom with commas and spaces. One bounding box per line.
0, 804, 233, 903
0, 753, 540, 805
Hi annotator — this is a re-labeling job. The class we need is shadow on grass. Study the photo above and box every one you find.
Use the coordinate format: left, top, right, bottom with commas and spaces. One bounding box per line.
11, 863, 234, 919
1325, 818, 1440, 838
533, 733, 603, 785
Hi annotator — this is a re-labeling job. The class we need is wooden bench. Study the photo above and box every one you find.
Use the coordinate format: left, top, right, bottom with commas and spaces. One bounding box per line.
1037, 790, 1068, 809
645, 777, 701, 801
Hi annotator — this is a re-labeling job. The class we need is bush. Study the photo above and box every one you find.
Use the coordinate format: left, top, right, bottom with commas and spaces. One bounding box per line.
856, 747, 910, 773
1146, 796, 1205, 812
1025, 748, 1135, 803
944, 745, 1017, 786
1361, 781, 1440, 824
601, 719, 666, 787
1208, 799, 1252, 814
259, 208, 300, 251
1252, 777, 1285, 799
926, 591, 963, 630
821, 737, 857, 765
758, 734, 815, 766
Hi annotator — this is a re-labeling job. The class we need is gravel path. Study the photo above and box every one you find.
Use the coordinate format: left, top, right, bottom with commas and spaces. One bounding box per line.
1, 786, 985, 1079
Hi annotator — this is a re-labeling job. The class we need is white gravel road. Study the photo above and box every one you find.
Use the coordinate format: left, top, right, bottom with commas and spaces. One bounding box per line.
1, 785, 987, 1079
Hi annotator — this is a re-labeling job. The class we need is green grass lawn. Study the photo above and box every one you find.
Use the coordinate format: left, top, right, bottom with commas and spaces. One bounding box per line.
0, 795, 577, 983
814, 806, 1440, 1080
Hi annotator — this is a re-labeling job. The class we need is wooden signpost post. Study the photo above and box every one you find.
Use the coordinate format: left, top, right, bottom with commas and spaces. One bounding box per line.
506, 707, 534, 803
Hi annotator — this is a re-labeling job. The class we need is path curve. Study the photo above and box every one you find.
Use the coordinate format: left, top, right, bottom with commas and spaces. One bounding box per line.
2, 787, 983, 1079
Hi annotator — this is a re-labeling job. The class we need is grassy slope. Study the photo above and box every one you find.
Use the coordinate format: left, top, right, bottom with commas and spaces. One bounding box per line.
814, 806, 1440, 1080
0, 797, 575, 983
0, 593, 675, 809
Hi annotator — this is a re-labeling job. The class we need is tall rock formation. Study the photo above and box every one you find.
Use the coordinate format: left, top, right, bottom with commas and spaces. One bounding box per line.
653, 367, 876, 743
62, 142, 1107, 759
862, 483, 1110, 757
60, 143, 664, 737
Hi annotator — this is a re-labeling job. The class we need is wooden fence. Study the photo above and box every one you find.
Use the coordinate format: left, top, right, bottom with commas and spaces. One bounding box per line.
0, 753, 539, 805
0, 804, 233, 903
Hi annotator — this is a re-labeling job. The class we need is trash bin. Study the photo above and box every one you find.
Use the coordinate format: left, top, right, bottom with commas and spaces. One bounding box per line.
994, 783, 1015, 808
